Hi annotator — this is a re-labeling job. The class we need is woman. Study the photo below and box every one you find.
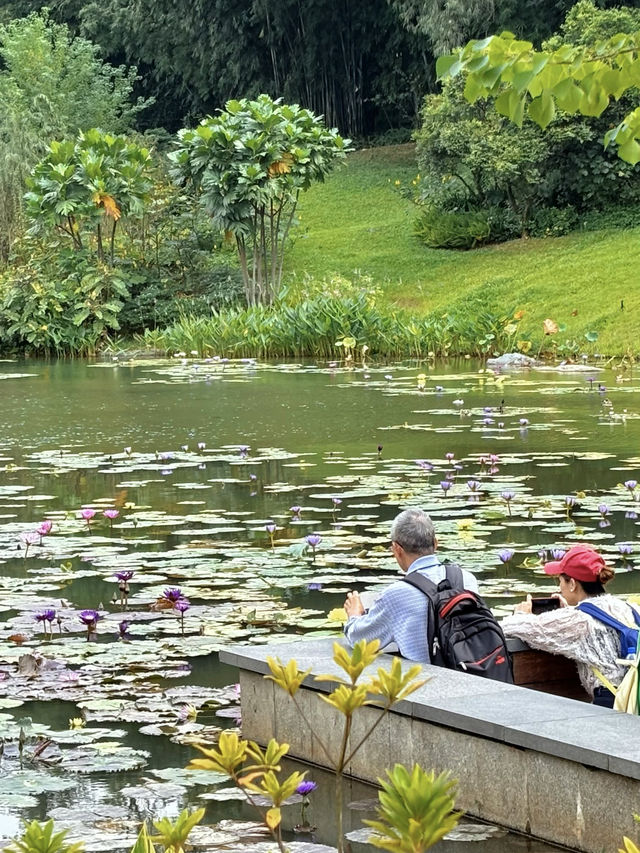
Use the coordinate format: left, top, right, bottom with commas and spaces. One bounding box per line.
501, 544, 639, 708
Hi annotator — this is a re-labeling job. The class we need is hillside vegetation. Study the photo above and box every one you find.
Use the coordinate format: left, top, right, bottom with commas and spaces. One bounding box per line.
288, 144, 640, 356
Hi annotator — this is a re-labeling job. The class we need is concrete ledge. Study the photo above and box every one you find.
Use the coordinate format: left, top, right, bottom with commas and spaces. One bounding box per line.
220, 638, 640, 852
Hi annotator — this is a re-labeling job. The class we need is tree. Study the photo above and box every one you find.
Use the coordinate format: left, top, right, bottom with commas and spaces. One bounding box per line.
415, 77, 554, 235
169, 95, 350, 305
0, 12, 147, 260
437, 0, 640, 164
25, 129, 153, 265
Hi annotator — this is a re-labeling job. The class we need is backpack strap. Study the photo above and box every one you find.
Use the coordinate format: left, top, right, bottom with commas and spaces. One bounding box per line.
577, 602, 640, 657
403, 571, 439, 664
443, 562, 465, 591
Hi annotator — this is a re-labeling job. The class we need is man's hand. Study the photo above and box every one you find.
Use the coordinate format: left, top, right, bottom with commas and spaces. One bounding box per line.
344, 590, 365, 619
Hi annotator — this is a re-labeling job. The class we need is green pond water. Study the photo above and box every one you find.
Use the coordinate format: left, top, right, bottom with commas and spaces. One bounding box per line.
0, 356, 638, 852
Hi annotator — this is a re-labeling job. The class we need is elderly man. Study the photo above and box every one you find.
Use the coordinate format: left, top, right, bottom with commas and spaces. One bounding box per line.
343, 507, 478, 662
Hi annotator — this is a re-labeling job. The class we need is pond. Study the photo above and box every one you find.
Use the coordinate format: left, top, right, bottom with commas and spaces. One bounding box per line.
0, 356, 638, 852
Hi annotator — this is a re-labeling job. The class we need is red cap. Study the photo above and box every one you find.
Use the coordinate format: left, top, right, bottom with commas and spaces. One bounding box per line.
543, 544, 605, 583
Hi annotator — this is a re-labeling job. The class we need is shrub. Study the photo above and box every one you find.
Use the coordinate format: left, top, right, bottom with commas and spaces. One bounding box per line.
413, 207, 491, 249
529, 206, 579, 238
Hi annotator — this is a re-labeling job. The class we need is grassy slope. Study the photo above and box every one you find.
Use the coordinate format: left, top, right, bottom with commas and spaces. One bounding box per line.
287, 144, 640, 355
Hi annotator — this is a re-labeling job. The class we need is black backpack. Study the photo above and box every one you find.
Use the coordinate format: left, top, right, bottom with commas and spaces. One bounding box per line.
403, 563, 514, 682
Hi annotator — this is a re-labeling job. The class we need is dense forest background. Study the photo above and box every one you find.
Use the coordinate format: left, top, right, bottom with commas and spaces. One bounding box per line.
1, 0, 640, 357
2, 0, 638, 137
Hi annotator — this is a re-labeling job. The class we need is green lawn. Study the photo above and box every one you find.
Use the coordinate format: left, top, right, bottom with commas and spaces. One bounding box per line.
287, 144, 640, 355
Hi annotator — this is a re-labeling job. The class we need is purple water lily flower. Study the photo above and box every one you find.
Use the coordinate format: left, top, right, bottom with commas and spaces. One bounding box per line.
290, 505, 302, 516
551, 549, 566, 561
175, 598, 190, 634
626, 511, 638, 520
79, 508, 96, 532
118, 620, 130, 640
440, 480, 452, 494
467, 480, 481, 492
239, 445, 250, 457
297, 781, 318, 796
498, 549, 514, 563
624, 480, 638, 493
618, 543, 633, 556
79, 609, 100, 625
598, 503, 610, 517
482, 417, 494, 426
35, 608, 56, 639
305, 534, 322, 562
265, 523, 277, 534
435, 385, 444, 392
249, 473, 257, 482
163, 588, 184, 603
21, 530, 39, 558
415, 459, 433, 472
115, 570, 134, 582
501, 491, 515, 517
332, 497, 342, 506
79, 609, 100, 640
308, 582, 323, 591
564, 496, 576, 512
445, 452, 455, 461
519, 418, 529, 427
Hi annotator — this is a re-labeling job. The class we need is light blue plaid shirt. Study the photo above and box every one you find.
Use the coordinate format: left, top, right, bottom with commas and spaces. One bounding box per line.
343, 554, 478, 662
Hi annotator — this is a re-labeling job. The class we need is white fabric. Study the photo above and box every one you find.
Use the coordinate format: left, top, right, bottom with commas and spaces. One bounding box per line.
501, 594, 639, 698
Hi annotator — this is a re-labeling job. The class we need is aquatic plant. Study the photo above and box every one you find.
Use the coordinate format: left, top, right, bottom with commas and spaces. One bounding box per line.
114, 570, 133, 608
294, 779, 318, 833
440, 480, 452, 495
175, 599, 190, 635
35, 609, 56, 640
150, 808, 205, 853
501, 491, 515, 517
103, 509, 119, 529
20, 531, 39, 559
498, 550, 514, 564
305, 534, 322, 562
3, 819, 85, 853
36, 521, 53, 543
265, 523, 277, 550
78, 610, 100, 641
365, 764, 461, 853
189, 641, 432, 852
78, 509, 96, 532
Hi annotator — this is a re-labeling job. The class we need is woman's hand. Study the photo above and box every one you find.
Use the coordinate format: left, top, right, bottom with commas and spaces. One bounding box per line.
552, 592, 569, 608
344, 590, 365, 618
513, 594, 532, 614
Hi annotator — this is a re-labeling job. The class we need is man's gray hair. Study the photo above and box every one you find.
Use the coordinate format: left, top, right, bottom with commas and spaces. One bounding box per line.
390, 508, 435, 554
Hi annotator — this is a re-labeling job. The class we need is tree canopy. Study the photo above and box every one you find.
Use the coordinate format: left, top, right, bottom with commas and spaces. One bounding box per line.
437, 0, 640, 163
170, 95, 350, 305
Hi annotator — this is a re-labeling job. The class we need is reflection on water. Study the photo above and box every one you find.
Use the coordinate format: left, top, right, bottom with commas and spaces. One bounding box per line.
0, 356, 636, 851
